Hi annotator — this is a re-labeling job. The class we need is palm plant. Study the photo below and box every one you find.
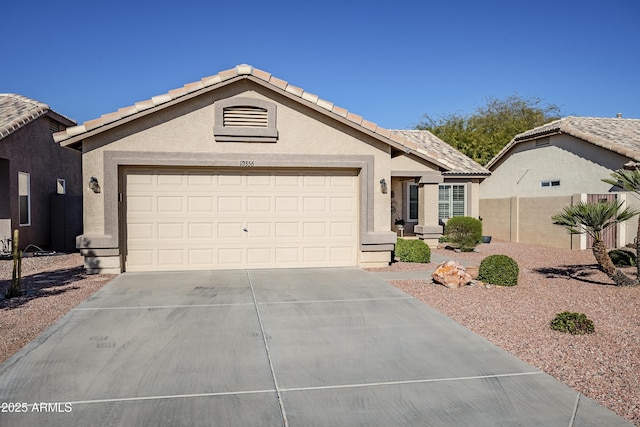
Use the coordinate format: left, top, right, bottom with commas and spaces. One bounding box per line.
552, 200, 639, 287
602, 168, 640, 277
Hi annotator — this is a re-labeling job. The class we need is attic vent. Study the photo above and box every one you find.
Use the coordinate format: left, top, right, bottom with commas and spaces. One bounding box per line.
49, 119, 60, 133
214, 97, 278, 143
535, 137, 550, 147
223, 106, 268, 128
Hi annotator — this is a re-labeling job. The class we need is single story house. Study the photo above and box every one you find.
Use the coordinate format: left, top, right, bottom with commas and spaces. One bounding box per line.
480, 115, 640, 249
0, 94, 81, 252
54, 64, 489, 273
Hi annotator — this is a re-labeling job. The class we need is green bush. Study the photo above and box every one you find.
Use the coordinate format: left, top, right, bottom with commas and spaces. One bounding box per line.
395, 238, 431, 263
444, 216, 482, 251
608, 249, 636, 267
478, 254, 519, 286
550, 312, 595, 335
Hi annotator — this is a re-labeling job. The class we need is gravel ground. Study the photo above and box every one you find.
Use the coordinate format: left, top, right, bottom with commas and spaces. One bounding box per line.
368, 240, 640, 426
0, 244, 638, 425
0, 253, 114, 365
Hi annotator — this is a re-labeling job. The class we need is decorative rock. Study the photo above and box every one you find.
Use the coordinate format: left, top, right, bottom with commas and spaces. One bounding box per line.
432, 260, 473, 288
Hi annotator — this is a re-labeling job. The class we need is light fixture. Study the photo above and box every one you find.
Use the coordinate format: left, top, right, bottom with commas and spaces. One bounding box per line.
379, 178, 388, 194
89, 176, 101, 193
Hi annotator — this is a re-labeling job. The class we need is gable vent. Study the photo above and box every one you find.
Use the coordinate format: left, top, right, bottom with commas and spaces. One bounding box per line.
535, 137, 550, 147
223, 106, 268, 128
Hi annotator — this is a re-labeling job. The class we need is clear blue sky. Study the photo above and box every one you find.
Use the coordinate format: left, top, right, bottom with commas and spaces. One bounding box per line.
2, 0, 638, 129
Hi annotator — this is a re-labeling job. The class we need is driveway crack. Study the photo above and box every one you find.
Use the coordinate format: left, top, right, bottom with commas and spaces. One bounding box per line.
246, 270, 288, 427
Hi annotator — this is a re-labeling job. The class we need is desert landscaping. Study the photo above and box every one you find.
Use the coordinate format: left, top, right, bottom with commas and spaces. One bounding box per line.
1, 241, 639, 425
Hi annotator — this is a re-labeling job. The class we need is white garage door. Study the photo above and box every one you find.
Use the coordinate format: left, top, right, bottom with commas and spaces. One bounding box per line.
124, 168, 359, 271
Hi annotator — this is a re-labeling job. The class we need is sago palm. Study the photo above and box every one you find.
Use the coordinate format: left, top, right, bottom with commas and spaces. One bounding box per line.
602, 168, 640, 277
552, 200, 639, 287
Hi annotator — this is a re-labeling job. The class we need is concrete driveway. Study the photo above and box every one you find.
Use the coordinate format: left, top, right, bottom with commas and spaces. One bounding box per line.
0, 268, 631, 426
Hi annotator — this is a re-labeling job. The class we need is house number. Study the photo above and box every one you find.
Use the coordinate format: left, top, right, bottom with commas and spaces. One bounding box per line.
240, 161, 255, 167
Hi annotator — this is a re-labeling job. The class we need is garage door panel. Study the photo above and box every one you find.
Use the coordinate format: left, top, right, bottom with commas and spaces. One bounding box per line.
188, 196, 215, 212
247, 248, 272, 264
188, 223, 214, 239
217, 197, 243, 212
218, 248, 244, 265
125, 168, 358, 271
275, 222, 299, 238
217, 222, 244, 238
247, 196, 271, 213
303, 247, 326, 263
188, 249, 214, 265
157, 223, 184, 239
331, 222, 355, 238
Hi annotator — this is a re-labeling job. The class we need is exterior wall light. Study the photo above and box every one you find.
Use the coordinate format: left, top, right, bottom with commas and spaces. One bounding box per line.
379, 178, 388, 194
89, 176, 101, 193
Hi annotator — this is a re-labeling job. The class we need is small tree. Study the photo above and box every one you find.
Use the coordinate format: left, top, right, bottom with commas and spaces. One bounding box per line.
602, 167, 640, 278
416, 95, 562, 165
552, 200, 639, 287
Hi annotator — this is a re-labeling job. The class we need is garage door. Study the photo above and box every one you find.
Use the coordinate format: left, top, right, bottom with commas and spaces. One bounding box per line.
124, 168, 359, 271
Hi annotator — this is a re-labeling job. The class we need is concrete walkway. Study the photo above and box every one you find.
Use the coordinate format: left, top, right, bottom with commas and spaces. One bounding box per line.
0, 268, 631, 426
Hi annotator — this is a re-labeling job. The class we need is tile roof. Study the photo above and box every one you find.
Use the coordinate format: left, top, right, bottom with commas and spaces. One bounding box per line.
0, 94, 50, 139
389, 130, 489, 175
486, 116, 640, 169
53, 64, 487, 175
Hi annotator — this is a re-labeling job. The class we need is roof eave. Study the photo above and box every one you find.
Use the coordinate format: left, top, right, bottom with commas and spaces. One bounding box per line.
57, 75, 249, 148
56, 72, 452, 171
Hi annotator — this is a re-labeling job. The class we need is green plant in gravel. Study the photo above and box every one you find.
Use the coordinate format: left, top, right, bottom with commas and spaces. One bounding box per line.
395, 238, 431, 263
477, 254, 519, 286
608, 249, 637, 267
550, 312, 595, 335
444, 216, 482, 251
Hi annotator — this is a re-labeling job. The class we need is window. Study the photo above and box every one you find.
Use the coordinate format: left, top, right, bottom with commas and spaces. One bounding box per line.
18, 172, 30, 226
439, 184, 465, 221
406, 183, 419, 221
541, 180, 560, 187
57, 178, 66, 195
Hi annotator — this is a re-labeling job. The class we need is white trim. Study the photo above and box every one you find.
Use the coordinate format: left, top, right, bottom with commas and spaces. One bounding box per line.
18, 172, 31, 226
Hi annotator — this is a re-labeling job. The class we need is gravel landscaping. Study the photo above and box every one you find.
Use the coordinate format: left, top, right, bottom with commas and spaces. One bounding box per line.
0, 253, 114, 365
369, 240, 640, 426
0, 243, 638, 425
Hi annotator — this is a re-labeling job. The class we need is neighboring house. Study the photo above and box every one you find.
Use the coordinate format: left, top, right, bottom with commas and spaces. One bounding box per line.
0, 94, 81, 252
480, 116, 640, 249
54, 64, 489, 274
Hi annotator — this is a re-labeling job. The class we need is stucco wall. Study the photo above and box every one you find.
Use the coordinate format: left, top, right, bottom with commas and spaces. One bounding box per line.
0, 116, 81, 249
78, 81, 404, 272
481, 195, 588, 250
82, 83, 393, 237
480, 134, 632, 199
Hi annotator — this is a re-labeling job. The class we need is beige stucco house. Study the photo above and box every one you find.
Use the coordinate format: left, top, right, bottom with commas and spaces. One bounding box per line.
0, 94, 81, 252
54, 64, 488, 273
480, 116, 640, 249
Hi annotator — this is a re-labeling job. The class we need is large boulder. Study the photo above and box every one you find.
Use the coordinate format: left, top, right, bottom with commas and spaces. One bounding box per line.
432, 260, 473, 288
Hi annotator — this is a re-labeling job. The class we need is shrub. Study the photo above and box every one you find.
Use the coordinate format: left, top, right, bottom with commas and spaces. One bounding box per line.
550, 312, 595, 335
395, 238, 431, 263
444, 216, 482, 251
608, 249, 636, 267
478, 254, 519, 286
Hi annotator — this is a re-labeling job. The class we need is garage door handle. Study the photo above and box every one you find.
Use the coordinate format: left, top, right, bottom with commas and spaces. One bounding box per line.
243, 228, 248, 232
